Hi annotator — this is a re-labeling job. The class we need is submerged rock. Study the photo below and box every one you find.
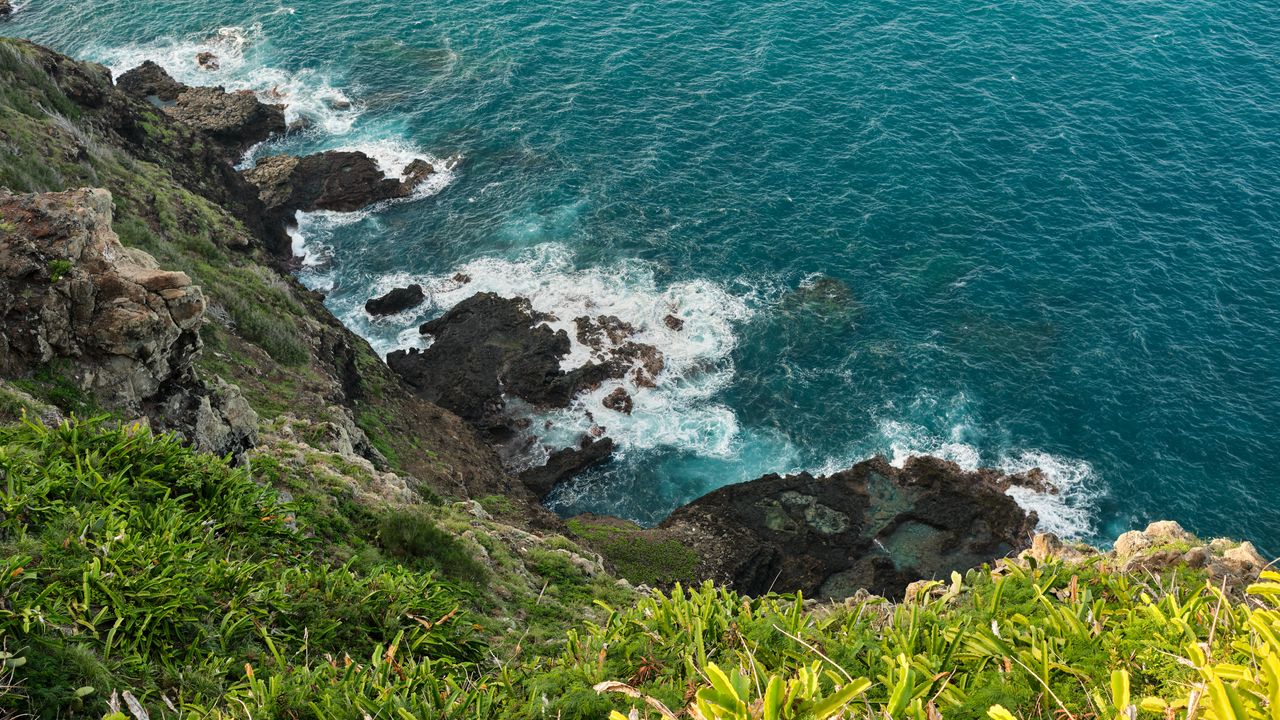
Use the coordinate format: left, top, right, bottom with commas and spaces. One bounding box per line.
365, 284, 425, 316
519, 436, 615, 501
603, 387, 633, 414
0, 1, 12, 19
658, 456, 1036, 599
0, 188, 257, 458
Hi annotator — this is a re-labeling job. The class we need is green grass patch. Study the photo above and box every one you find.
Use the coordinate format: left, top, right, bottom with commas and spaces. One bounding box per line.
567, 517, 698, 587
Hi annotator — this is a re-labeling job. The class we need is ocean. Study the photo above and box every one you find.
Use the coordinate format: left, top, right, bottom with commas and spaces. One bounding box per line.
8, 0, 1280, 549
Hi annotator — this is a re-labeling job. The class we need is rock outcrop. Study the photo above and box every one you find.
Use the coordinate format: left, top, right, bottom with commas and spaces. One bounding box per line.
519, 437, 615, 501
115, 61, 285, 160
241, 151, 435, 231
655, 456, 1038, 599
387, 293, 618, 432
116, 60, 187, 102
366, 284, 426, 316
0, 188, 256, 457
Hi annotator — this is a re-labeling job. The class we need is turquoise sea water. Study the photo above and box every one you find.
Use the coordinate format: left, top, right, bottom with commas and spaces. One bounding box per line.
9, 0, 1280, 548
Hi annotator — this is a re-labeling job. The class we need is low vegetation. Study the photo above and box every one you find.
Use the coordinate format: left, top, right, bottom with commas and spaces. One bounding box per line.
1, 417, 1277, 720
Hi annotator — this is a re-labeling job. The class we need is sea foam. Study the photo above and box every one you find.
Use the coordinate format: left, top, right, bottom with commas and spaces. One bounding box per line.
90, 24, 361, 136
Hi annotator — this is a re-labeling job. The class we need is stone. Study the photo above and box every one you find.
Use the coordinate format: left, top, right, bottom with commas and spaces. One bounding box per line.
1221, 542, 1267, 576
664, 314, 684, 331
518, 437, 614, 501
196, 52, 220, 70
365, 284, 426, 316
386, 293, 618, 431
603, 387, 633, 415
0, 188, 257, 458
0, 1, 11, 18
163, 86, 286, 159
116, 60, 188, 102
657, 455, 1036, 599
241, 151, 435, 229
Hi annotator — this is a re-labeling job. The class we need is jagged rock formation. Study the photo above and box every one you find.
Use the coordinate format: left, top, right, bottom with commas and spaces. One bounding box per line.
387, 293, 621, 432
116, 61, 286, 160
654, 456, 1038, 599
241, 152, 435, 232
115, 60, 187, 102
0, 188, 256, 457
366, 284, 426, 316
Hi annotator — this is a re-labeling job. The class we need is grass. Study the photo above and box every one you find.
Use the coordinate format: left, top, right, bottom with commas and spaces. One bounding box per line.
568, 516, 699, 587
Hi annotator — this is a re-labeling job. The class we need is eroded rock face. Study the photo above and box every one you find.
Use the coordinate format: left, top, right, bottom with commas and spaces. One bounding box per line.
366, 284, 425, 316
386, 293, 616, 431
657, 456, 1037, 599
0, 188, 256, 457
242, 151, 433, 221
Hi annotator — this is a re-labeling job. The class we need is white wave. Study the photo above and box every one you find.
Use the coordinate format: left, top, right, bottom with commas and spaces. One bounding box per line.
90, 24, 361, 136
362, 243, 754, 464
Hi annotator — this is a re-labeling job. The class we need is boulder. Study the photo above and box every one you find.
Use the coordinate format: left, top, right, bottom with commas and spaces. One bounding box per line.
657, 455, 1037, 599
366, 284, 425, 316
0, 188, 257, 458
0, 1, 13, 19
116, 60, 188, 102
196, 52, 220, 70
163, 86, 285, 159
664, 314, 684, 331
519, 437, 614, 500
386, 292, 615, 431
603, 387, 633, 415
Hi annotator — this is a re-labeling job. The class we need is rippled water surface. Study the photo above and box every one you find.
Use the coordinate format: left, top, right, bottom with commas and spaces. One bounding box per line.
10, 0, 1280, 547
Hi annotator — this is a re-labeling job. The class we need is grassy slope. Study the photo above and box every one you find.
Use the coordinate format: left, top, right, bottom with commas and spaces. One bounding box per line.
2, 419, 1279, 720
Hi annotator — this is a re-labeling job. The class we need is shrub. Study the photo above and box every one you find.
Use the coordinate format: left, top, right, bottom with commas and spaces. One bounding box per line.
378, 508, 488, 585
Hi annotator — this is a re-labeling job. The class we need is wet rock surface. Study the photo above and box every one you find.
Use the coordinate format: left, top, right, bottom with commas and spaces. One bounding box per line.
0, 188, 256, 457
657, 455, 1037, 599
519, 437, 615, 501
242, 151, 434, 232
366, 284, 425, 316
387, 292, 614, 431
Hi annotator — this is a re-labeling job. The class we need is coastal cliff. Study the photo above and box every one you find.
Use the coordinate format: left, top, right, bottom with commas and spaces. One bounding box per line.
1, 37, 1277, 720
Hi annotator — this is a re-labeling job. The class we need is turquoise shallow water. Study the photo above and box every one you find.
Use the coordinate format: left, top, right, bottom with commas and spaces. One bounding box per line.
9, 0, 1280, 548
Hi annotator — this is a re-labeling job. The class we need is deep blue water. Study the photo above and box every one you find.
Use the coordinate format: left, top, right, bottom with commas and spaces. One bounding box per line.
9, 0, 1280, 549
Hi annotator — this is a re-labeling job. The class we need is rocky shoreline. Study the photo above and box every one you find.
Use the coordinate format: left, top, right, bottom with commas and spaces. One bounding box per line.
0, 38, 1184, 598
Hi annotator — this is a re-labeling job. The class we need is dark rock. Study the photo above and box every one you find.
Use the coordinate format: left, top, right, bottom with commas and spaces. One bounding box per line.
365, 284, 425, 316
664, 314, 684, 331
164, 86, 286, 159
242, 151, 434, 230
603, 387, 633, 415
196, 52, 220, 70
403, 158, 435, 186
452, 272, 472, 284
658, 455, 1037, 599
286, 115, 314, 134
386, 292, 613, 431
116, 60, 188, 102
0, 1, 11, 18
519, 437, 614, 500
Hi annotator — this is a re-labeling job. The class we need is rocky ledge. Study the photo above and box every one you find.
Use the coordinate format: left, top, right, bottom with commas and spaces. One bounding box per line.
242, 152, 437, 231
116, 61, 285, 161
0, 188, 256, 457
653, 456, 1038, 599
